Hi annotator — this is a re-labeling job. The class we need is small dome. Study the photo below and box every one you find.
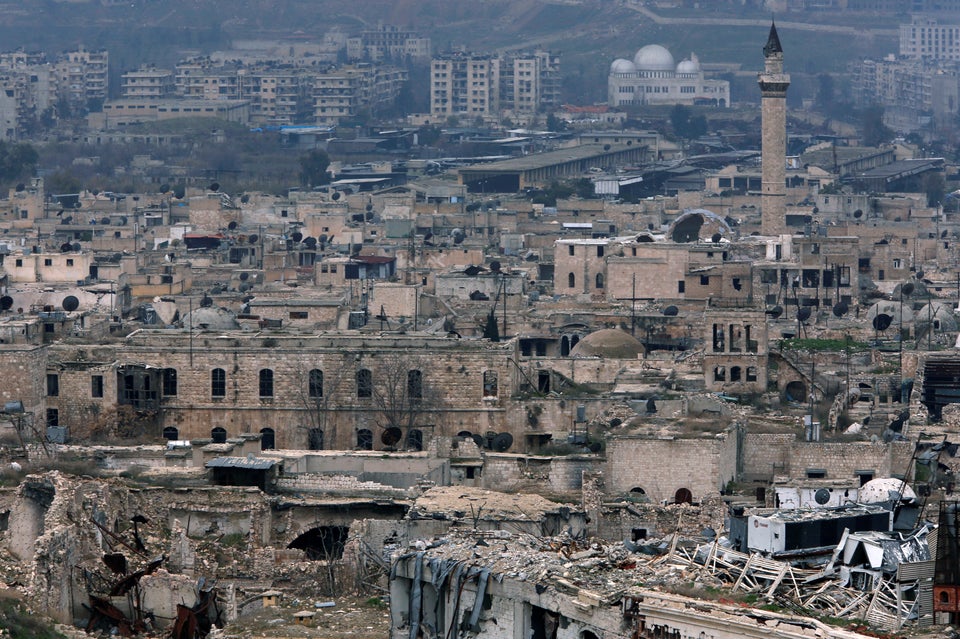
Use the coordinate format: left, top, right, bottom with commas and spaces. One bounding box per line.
634, 45, 675, 71
610, 58, 637, 74
676, 59, 700, 74
570, 329, 645, 359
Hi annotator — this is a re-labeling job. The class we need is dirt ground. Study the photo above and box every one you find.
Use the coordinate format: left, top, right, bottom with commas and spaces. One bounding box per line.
218, 595, 391, 639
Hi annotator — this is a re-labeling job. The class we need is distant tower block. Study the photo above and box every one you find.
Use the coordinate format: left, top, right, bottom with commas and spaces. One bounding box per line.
758, 22, 790, 236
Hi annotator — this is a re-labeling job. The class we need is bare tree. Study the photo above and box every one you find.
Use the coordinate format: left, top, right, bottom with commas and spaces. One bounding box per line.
371, 353, 439, 447
295, 360, 348, 450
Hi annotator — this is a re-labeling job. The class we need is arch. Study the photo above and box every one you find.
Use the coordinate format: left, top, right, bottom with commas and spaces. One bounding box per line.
357, 428, 373, 450
713, 366, 726, 381
570, 334, 580, 348
288, 525, 349, 560
162, 426, 179, 441
407, 369, 423, 399
568, 272, 575, 288
211, 427, 227, 443
674, 487, 693, 504
730, 366, 742, 382
211, 368, 226, 398
595, 272, 604, 289
406, 428, 423, 451
308, 428, 324, 450
260, 427, 275, 450
630, 486, 646, 495
581, 631, 600, 639
357, 368, 372, 398
785, 380, 807, 403
259, 368, 274, 398
308, 369, 323, 398
560, 335, 570, 356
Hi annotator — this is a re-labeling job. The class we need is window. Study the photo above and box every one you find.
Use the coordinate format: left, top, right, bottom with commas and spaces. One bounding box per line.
289, 311, 308, 319
308, 428, 324, 450
46, 408, 59, 427
211, 368, 226, 398
595, 273, 604, 289
308, 369, 323, 398
483, 370, 498, 398
407, 370, 423, 399
357, 368, 372, 398
211, 427, 227, 443
162, 426, 179, 440
260, 427, 275, 450
14, 259, 21, 267
162, 368, 177, 396
259, 369, 274, 398
700, 275, 710, 285
357, 428, 373, 450
596, 245, 604, 257
46, 373, 59, 396
568, 245, 575, 256
714, 366, 726, 381
44, 258, 52, 266
66, 259, 74, 266
568, 272, 575, 288
678, 281, 685, 293
91, 375, 104, 398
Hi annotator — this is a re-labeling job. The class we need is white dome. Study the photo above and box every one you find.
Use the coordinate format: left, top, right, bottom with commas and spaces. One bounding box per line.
676, 59, 700, 74
634, 45, 675, 71
610, 58, 637, 74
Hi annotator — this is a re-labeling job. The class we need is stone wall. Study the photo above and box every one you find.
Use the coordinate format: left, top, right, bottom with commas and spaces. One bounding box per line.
276, 473, 410, 499
742, 433, 913, 481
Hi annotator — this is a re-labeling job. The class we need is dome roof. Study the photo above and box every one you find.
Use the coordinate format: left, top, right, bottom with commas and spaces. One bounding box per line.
569, 328, 645, 359
610, 58, 637, 74
634, 45, 675, 71
676, 59, 700, 74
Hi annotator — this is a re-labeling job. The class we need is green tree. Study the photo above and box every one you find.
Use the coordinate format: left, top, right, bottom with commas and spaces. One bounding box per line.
861, 105, 893, 147
298, 149, 330, 187
546, 112, 566, 132
669, 104, 707, 143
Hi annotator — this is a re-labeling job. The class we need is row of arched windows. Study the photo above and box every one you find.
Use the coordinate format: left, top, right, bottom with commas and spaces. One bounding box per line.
162, 425, 425, 452
567, 273, 604, 289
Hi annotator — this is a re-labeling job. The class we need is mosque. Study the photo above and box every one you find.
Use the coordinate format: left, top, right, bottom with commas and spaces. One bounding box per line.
607, 44, 730, 108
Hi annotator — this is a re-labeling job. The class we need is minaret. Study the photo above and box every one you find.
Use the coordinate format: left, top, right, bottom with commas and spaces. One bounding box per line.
758, 21, 790, 236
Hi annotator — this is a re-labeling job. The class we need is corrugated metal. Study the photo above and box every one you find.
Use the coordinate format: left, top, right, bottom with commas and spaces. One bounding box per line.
898, 559, 936, 580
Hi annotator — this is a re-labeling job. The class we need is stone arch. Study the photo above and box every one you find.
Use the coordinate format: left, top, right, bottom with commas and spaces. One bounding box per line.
357, 428, 373, 450
260, 427, 275, 450
287, 525, 350, 560
674, 487, 693, 504
211, 427, 227, 443
785, 380, 807, 403
162, 426, 179, 441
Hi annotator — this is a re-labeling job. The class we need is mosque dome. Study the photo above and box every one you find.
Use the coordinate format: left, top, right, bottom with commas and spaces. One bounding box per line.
676, 59, 700, 74
633, 45, 675, 71
569, 328, 645, 359
610, 58, 637, 74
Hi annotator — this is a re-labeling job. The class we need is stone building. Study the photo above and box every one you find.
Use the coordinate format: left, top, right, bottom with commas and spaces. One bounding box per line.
759, 22, 790, 236
607, 45, 729, 108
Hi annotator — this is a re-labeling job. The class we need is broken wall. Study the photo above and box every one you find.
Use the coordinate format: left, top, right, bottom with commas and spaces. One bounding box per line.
742, 434, 913, 482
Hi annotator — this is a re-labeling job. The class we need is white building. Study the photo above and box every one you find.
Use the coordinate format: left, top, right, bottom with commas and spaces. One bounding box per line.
607, 45, 729, 108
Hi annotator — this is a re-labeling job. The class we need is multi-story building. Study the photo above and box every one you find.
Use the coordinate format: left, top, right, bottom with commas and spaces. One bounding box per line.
246, 68, 313, 126
501, 50, 561, 116
57, 48, 108, 110
346, 25, 431, 62
313, 64, 407, 126
852, 55, 958, 131
901, 14, 960, 62
120, 67, 176, 100
431, 53, 501, 120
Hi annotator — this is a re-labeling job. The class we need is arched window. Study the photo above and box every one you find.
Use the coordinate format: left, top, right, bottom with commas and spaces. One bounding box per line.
211, 427, 227, 443
568, 272, 576, 288
260, 427, 275, 450
259, 369, 274, 398
211, 368, 226, 398
714, 366, 726, 382
406, 429, 423, 451
595, 273, 604, 289
308, 369, 323, 398
308, 428, 324, 450
730, 366, 742, 382
357, 369, 372, 398
357, 428, 373, 450
162, 426, 179, 441
407, 370, 423, 399
561, 335, 570, 356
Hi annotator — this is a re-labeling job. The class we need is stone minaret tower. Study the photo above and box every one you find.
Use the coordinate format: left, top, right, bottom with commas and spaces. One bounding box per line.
759, 22, 790, 236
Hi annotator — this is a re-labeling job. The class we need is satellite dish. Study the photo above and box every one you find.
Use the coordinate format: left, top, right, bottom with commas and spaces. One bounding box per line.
15, 183, 24, 192
303, 236, 317, 248
901, 282, 915, 297
209, 182, 220, 192
366, 203, 373, 212
662, 305, 679, 316
853, 209, 863, 218
200, 295, 213, 308
62, 296, 79, 312
832, 302, 848, 317
291, 231, 303, 243
766, 305, 783, 319
101, 217, 110, 225
381, 427, 402, 446
159, 183, 170, 194
60, 242, 72, 252
118, 216, 128, 226
331, 191, 340, 201
240, 194, 250, 204
471, 434, 485, 449
873, 313, 892, 331
492, 432, 513, 452
490, 260, 501, 272
797, 307, 811, 322
239, 282, 252, 292
228, 221, 238, 230
646, 398, 657, 413
711, 233, 722, 243
457, 430, 472, 438
239, 272, 249, 281
248, 234, 259, 244
0, 296, 12, 311
814, 488, 831, 505
72, 243, 81, 251
916, 270, 924, 280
